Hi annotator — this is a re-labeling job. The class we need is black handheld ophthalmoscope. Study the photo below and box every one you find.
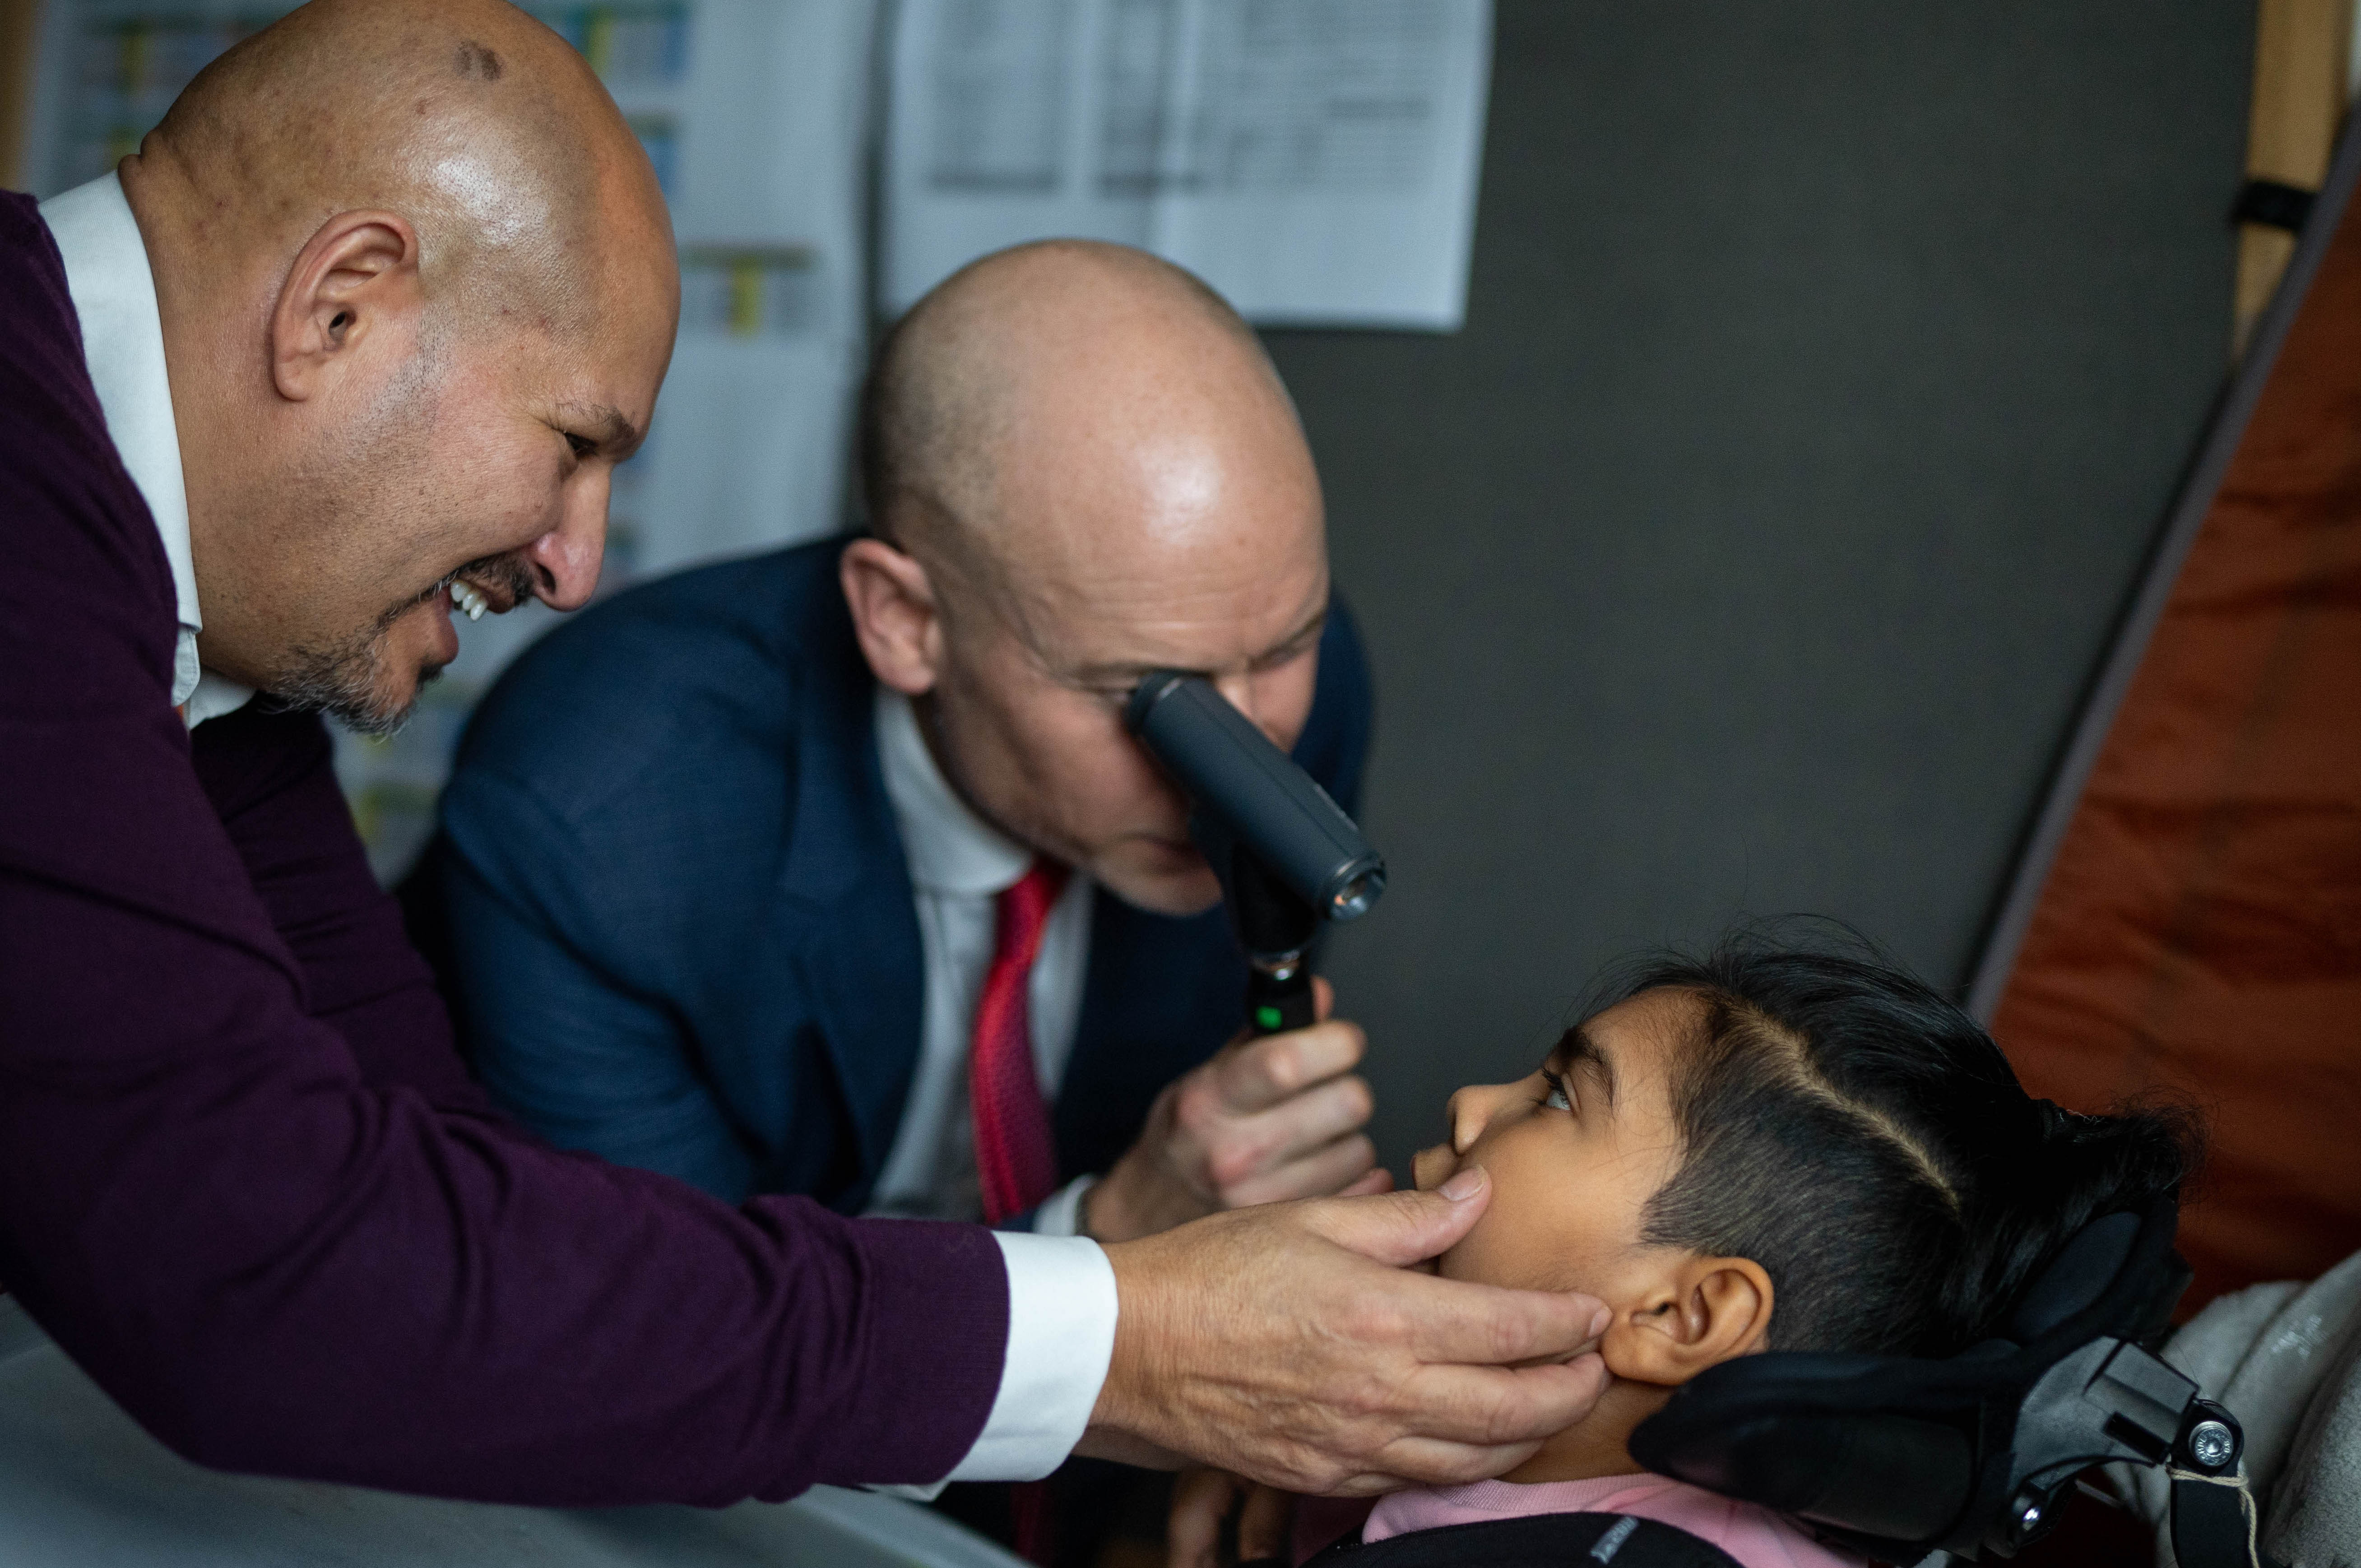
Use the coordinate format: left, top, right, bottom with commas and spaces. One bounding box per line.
1124, 671, 1386, 1036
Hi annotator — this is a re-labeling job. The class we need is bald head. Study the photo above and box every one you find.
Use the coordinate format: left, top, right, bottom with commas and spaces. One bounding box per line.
861, 241, 1316, 618
144, 0, 665, 329
119, 0, 679, 734
843, 242, 1330, 915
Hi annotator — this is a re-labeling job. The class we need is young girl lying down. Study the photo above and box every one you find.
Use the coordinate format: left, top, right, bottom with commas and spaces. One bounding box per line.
1171, 936, 2198, 1568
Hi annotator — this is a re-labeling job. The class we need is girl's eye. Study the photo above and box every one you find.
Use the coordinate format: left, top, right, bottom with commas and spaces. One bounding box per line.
1539, 1069, 1574, 1113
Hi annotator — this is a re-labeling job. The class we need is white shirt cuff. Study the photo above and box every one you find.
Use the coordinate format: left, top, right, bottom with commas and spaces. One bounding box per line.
940, 1231, 1117, 1483
1029, 1174, 1097, 1238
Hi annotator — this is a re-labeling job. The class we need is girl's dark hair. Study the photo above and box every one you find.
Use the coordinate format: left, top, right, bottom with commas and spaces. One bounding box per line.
1586, 924, 2201, 1358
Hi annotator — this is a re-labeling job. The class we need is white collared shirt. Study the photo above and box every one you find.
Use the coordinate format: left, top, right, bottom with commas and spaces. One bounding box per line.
869, 688, 1119, 1484
41, 174, 252, 728
868, 686, 1099, 1234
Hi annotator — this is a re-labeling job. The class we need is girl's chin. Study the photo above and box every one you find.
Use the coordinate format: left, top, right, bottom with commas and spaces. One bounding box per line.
1410, 1142, 1456, 1191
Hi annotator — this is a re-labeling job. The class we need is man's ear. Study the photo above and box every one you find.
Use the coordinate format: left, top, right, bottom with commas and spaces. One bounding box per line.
270, 211, 423, 404
1603, 1255, 1774, 1387
840, 536, 944, 695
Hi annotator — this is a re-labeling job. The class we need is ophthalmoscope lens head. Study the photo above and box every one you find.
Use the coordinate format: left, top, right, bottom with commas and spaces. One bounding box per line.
1330, 870, 1384, 922
1127, 669, 1387, 925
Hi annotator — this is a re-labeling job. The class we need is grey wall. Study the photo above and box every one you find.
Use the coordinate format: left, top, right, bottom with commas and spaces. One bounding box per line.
1272, 2, 2257, 1172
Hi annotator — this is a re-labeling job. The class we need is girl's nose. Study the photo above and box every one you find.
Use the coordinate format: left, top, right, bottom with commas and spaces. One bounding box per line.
1446, 1080, 1518, 1154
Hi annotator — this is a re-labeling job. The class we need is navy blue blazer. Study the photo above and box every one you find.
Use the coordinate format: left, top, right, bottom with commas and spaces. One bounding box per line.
432, 538, 1372, 1211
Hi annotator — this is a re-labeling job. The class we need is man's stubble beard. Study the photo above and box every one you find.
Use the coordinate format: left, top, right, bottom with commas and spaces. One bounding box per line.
272, 609, 424, 737
274, 547, 538, 737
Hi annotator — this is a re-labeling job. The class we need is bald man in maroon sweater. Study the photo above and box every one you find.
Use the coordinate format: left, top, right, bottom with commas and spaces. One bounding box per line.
0, 0, 1609, 1512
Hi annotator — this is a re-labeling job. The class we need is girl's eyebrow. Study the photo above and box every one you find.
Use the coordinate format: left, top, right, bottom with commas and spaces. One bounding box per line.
1551, 1024, 1620, 1109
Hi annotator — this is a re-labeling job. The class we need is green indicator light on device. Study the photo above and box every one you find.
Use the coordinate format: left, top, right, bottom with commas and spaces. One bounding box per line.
1256, 1006, 1285, 1031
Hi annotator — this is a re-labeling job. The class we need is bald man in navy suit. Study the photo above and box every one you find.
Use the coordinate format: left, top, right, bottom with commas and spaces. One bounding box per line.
436, 242, 1384, 1252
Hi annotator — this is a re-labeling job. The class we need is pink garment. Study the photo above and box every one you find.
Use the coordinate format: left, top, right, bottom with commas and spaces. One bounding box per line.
1361, 1474, 1866, 1568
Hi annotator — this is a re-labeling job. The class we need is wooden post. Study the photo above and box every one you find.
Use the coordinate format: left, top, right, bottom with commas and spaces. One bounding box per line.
0, 0, 41, 190
2233, 0, 2355, 354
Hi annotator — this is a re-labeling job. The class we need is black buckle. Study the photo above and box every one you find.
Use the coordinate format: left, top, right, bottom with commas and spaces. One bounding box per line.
2167, 1399, 2284, 1568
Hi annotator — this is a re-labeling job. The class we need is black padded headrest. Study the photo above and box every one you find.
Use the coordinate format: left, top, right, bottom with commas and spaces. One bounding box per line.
1636, 1407, 1973, 1540
1630, 1350, 1994, 1543
2011, 1199, 2190, 1355
1629, 1197, 2191, 1559
2010, 1210, 2142, 1341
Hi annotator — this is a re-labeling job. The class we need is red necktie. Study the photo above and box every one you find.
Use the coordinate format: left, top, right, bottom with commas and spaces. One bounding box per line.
971, 858, 1070, 1226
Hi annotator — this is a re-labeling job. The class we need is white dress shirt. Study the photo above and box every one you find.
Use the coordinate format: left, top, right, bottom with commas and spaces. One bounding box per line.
867, 687, 1099, 1235
40, 175, 251, 728
869, 688, 1120, 1483
40, 173, 1119, 1488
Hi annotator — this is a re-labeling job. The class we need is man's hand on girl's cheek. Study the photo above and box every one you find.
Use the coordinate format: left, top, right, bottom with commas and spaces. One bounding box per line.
1084, 1171, 1614, 1495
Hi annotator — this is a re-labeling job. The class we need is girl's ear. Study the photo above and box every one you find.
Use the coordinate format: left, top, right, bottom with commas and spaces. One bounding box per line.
1602, 1255, 1774, 1387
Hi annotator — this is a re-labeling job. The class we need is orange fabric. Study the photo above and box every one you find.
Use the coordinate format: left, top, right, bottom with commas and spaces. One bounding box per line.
1991, 193, 2361, 1308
